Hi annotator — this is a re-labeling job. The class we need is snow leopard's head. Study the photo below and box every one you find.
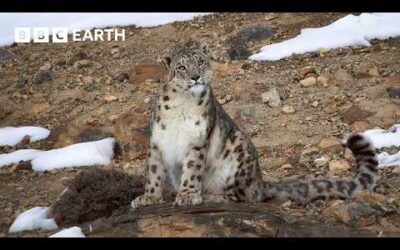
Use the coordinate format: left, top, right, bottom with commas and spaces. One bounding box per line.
163, 41, 212, 93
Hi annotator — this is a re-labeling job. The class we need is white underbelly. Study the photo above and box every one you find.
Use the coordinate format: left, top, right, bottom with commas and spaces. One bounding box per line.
154, 119, 207, 189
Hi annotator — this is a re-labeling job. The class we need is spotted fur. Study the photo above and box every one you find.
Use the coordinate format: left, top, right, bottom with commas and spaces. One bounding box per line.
131, 42, 380, 208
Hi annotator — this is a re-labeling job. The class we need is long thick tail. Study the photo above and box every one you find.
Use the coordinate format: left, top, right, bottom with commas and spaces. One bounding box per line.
259, 133, 379, 204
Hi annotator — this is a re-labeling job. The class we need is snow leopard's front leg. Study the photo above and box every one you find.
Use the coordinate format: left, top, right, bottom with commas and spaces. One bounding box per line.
174, 145, 207, 206
131, 144, 166, 209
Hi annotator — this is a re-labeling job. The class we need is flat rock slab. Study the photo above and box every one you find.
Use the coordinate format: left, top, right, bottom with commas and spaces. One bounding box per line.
78, 203, 393, 237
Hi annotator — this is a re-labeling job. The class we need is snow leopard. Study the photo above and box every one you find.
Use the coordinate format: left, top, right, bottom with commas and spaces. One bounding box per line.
131, 41, 379, 208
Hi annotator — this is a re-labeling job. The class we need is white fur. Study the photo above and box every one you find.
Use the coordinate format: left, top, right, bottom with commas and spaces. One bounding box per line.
153, 94, 207, 189
190, 84, 206, 94
203, 157, 235, 193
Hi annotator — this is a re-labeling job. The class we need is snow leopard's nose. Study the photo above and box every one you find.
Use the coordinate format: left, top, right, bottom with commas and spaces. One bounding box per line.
191, 74, 200, 81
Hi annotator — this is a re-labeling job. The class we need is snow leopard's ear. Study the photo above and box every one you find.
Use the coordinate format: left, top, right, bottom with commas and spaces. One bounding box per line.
162, 54, 172, 69
199, 41, 209, 55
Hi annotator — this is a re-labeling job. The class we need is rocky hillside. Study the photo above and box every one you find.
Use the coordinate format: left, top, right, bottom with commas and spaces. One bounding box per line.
1, 13, 400, 237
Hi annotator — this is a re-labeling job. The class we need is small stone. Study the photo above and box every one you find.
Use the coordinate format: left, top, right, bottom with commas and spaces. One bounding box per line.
21, 135, 31, 144
281, 200, 292, 208
387, 86, 400, 99
261, 87, 281, 107
73, 59, 91, 69
110, 48, 119, 55
264, 14, 277, 21
21, 95, 28, 100
286, 155, 300, 165
299, 66, 316, 77
302, 147, 319, 156
81, 76, 94, 84
279, 164, 293, 171
33, 71, 51, 84
107, 115, 119, 123
319, 137, 343, 154
39, 62, 52, 72
329, 159, 351, 175
368, 67, 380, 77
311, 100, 319, 108
318, 48, 331, 54
317, 76, 329, 87
314, 155, 329, 167
392, 166, 400, 174
104, 95, 118, 102
10, 161, 32, 172
300, 77, 317, 87
344, 148, 355, 161
282, 105, 295, 114
143, 97, 151, 104
115, 73, 129, 83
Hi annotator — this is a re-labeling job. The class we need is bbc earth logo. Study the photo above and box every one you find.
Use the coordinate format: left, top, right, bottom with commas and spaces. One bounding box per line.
14, 27, 126, 43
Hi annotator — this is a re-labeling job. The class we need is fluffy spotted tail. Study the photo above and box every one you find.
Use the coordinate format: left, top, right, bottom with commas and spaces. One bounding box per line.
259, 133, 379, 204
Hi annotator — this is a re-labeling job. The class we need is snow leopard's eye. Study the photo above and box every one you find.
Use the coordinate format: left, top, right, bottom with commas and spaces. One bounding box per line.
178, 65, 186, 70
198, 59, 204, 66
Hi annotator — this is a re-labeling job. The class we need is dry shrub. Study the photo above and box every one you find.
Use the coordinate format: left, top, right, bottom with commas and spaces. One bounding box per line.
50, 169, 144, 226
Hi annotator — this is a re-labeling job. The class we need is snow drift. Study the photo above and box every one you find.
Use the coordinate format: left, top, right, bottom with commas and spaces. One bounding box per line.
250, 13, 400, 61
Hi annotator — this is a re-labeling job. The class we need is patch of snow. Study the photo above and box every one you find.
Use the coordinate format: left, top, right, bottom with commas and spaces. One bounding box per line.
49, 226, 85, 238
314, 155, 328, 167
31, 138, 116, 172
0, 149, 44, 168
363, 124, 400, 149
250, 13, 400, 61
0, 13, 211, 46
360, 124, 400, 168
377, 152, 400, 168
0, 126, 50, 146
9, 206, 58, 233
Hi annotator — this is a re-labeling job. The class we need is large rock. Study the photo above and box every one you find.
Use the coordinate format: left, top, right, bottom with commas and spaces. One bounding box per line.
323, 199, 395, 228
387, 86, 400, 99
230, 82, 268, 103
323, 200, 375, 227
371, 104, 400, 127
343, 105, 372, 124
211, 62, 244, 78
352, 121, 372, 132
319, 137, 343, 154
384, 75, 400, 87
300, 77, 317, 87
76, 202, 393, 237
299, 66, 316, 78
227, 25, 273, 60
33, 71, 51, 84
329, 159, 351, 175
353, 61, 380, 78
129, 63, 165, 84
113, 110, 150, 161
0, 48, 13, 61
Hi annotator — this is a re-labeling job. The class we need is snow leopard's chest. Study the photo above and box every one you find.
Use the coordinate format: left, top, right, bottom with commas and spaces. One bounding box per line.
153, 109, 208, 169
